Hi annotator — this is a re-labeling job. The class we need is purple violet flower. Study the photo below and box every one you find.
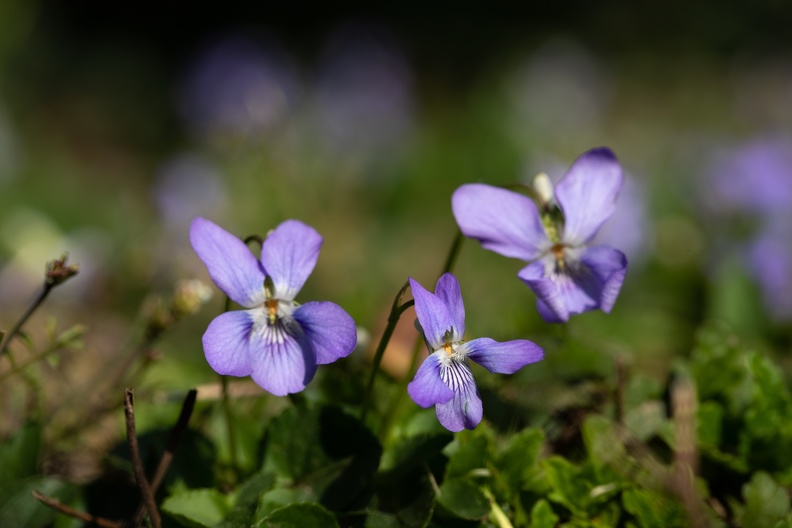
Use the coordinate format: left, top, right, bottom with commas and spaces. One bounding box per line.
190, 217, 357, 395
407, 273, 544, 432
452, 147, 628, 323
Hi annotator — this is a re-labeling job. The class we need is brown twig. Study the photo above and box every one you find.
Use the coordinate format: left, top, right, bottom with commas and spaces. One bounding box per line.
32, 489, 124, 528
1, 254, 78, 359
132, 389, 197, 526
124, 388, 161, 528
672, 377, 709, 528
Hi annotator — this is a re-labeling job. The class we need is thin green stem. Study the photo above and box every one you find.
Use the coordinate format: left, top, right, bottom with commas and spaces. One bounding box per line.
361, 281, 414, 422
0, 346, 62, 383
0, 284, 52, 360
483, 488, 514, 528
220, 374, 239, 479
440, 229, 464, 277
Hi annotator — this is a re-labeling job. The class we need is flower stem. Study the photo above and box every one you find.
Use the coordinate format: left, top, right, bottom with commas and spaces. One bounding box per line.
220, 371, 239, 481
0, 284, 52, 360
483, 488, 514, 528
360, 281, 414, 422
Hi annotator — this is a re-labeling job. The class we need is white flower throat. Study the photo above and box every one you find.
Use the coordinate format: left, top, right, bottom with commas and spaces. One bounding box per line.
434, 327, 468, 365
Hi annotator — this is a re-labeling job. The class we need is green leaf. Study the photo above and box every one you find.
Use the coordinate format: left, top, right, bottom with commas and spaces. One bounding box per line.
494, 427, 545, 493
254, 502, 339, 528
622, 487, 685, 527
582, 415, 625, 468
364, 510, 402, 528
696, 401, 724, 450
255, 488, 315, 519
217, 471, 277, 528
55, 324, 86, 350
543, 456, 606, 516
745, 354, 792, 440
0, 422, 42, 480
742, 472, 790, 528
0, 476, 80, 528
444, 429, 491, 479
369, 467, 436, 527
624, 401, 667, 442
263, 404, 381, 510
437, 478, 489, 520
530, 499, 559, 528
161, 488, 231, 528
379, 432, 453, 477
690, 322, 752, 413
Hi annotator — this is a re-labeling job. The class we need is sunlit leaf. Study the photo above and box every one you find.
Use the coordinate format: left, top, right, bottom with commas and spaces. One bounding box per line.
254, 502, 339, 528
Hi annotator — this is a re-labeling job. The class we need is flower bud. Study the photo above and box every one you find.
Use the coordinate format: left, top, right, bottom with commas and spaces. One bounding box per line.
45, 254, 79, 287
172, 279, 213, 318
532, 172, 554, 207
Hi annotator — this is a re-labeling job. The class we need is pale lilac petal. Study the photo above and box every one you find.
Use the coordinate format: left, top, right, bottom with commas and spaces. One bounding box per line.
202, 310, 254, 376
407, 352, 455, 408
435, 361, 482, 432
250, 326, 316, 396
556, 147, 623, 245
518, 247, 627, 323
409, 277, 455, 350
292, 301, 357, 365
579, 245, 628, 313
464, 337, 544, 374
518, 260, 570, 323
260, 220, 323, 300
452, 184, 549, 261
434, 273, 465, 339
190, 217, 266, 307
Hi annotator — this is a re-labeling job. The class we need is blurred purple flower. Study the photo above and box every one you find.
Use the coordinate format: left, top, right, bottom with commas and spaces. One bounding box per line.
190, 218, 357, 395
180, 37, 299, 137
592, 175, 650, 263
706, 135, 792, 216
314, 25, 413, 152
704, 134, 792, 319
154, 153, 226, 231
746, 222, 792, 321
453, 148, 628, 323
509, 40, 611, 135
407, 273, 543, 432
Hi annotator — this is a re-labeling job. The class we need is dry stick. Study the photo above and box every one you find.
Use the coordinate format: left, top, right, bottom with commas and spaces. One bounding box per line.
32, 489, 124, 528
124, 388, 162, 528
672, 378, 710, 528
132, 389, 198, 527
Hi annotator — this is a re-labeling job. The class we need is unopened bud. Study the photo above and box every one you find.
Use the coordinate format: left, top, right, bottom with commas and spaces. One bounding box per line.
172, 279, 213, 318
532, 173, 554, 207
45, 254, 79, 287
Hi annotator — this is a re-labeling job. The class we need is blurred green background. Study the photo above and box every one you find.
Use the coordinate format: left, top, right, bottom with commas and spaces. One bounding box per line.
1, 0, 791, 486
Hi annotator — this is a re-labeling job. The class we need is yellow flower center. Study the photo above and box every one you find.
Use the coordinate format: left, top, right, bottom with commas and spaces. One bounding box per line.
265, 299, 279, 324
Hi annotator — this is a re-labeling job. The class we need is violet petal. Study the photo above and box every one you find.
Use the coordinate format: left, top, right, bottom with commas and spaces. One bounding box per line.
407, 352, 455, 408
452, 183, 549, 261
409, 276, 455, 350
292, 301, 357, 365
260, 220, 323, 301
556, 147, 623, 245
434, 272, 466, 339
435, 361, 482, 432
190, 217, 266, 308
465, 337, 544, 374
250, 326, 316, 396
202, 310, 255, 376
